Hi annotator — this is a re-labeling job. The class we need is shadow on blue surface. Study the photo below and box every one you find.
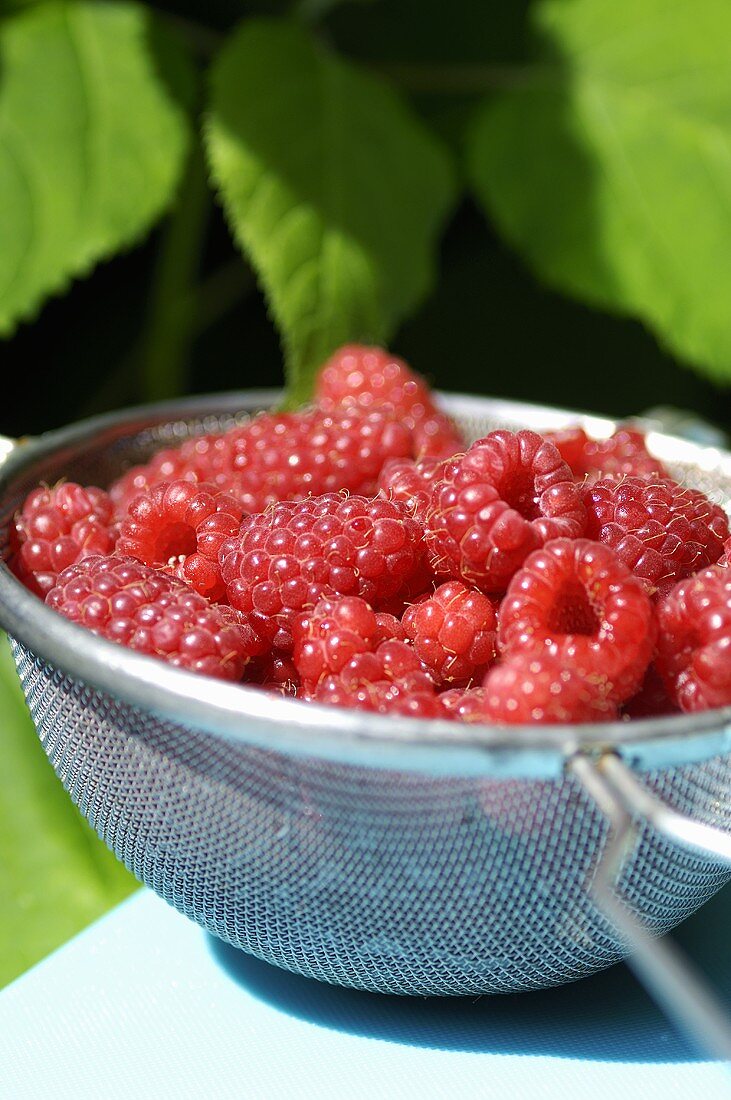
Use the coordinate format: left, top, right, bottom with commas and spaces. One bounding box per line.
209, 885, 731, 1063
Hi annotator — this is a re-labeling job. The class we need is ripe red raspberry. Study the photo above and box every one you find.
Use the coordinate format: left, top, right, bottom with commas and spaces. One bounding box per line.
402, 581, 498, 687
378, 456, 444, 522
546, 425, 668, 484
220, 494, 426, 653
655, 567, 731, 712
499, 538, 656, 702
46, 556, 255, 681
315, 344, 465, 459
375, 612, 407, 644
425, 430, 586, 592
11, 482, 116, 597
721, 537, 731, 567
583, 476, 729, 597
439, 686, 488, 721
314, 639, 441, 718
482, 652, 619, 724
293, 596, 379, 691
110, 407, 413, 516
246, 653, 301, 696
118, 480, 245, 601
621, 665, 679, 719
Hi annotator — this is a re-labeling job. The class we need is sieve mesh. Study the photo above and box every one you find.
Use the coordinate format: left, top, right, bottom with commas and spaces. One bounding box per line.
3, 393, 731, 995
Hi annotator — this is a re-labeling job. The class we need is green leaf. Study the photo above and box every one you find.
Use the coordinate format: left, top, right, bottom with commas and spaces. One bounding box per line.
205, 19, 456, 403
0, 635, 136, 988
468, 0, 731, 384
0, 0, 194, 335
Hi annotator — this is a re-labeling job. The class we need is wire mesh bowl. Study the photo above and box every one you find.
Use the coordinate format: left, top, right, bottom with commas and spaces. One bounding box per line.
1, 391, 731, 1006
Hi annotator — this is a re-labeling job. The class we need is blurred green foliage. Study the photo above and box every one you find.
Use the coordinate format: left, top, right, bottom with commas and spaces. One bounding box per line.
2, 0, 731, 986
0, 636, 135, 988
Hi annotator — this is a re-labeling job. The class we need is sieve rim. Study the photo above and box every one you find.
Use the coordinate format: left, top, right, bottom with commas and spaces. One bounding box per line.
0, 389, 729, 779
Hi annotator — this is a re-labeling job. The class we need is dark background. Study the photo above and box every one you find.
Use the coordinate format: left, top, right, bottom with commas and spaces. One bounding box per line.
3, 0, 730, 439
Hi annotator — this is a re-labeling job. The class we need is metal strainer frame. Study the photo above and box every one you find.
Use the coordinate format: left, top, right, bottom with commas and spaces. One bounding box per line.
1, 390, 731, 1059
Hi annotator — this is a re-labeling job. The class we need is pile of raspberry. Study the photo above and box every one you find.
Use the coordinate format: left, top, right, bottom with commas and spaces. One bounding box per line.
10, 343, 731, 724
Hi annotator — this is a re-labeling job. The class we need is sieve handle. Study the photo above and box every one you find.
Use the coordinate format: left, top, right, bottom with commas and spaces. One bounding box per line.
570, 752, 731, 1062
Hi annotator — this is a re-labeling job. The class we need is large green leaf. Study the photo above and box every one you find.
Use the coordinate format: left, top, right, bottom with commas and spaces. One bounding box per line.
468, 0, 731, 384
205, 19, 456, 403
0, 0, 193, 335
0, 635, 136, 988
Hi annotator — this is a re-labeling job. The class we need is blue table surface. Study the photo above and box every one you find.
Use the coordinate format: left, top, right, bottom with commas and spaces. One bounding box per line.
2, 887, 731, 1099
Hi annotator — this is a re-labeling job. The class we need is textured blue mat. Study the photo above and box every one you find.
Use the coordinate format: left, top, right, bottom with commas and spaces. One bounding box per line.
2, 887, 730, 1098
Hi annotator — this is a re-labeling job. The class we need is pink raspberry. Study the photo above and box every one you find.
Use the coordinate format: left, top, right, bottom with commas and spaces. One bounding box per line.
655, 567, 731, 712
219, 493, 426, 653
621, 665, 679, 719
314, 639, 441, 718
11, 482, 116, 597
293, 596, 379, 691
546, 425, 668, 484
499, 538, 656, 702
46, 556, 256, 681
439, 686, 488, 721
583, 476, 729, 597
402, 580, 498, 687
315, 344, 465, 459
378, 455, 444, 522
482, 651, 619, 724
110, 407, 413, 516
118, 480, 245, 601
425, 430, 586, 592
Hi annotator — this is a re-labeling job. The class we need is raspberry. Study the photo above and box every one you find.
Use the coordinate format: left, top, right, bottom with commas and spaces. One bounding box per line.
118, 480, 245, 601
721, 537, 731, 567
402, 580, 498, 687
655, 567, 731, 712
499, 538, 656, 702
11, 482, 116, 597
621, 665, 679, 719
314, 639, 441, 718
220, 493, 426, 652
315, 344, 464, 459
246, 654, 300, 696
293, 596, 378, 691
439, 686, 488, 721
46, 556, 255, 681
425, 430, 586, 592
110, 407, 413, 516
583, 476, 729, 597
546, 425, 668, 484
375, 612, 407, 644
482, 651, 619, 724
378, 456, 444, 522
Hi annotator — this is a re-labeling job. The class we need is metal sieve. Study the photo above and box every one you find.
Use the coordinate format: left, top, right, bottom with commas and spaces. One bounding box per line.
2, 392, 731, 1057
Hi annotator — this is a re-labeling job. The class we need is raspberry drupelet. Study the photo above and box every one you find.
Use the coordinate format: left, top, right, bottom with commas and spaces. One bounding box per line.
11, 482, 116, 597
583, 476, 729, 597
425, 430, 586, 592
439, 686, 489, 721
545, 425, 668, 484
482, 651, 619, 724
219, 493, 426, 654
46, 556, 256, 681
315, 344, 465, 460
313, 639, 442, 718
499, 538, 656, 703
110, 407, 413, 517
118, 480, 246, 601
655, 567, 731, 712
402, 580, 498, 687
